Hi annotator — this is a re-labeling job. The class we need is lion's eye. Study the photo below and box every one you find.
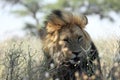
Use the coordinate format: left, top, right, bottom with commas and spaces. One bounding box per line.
78, 36, 83, 42
63, 38, 70, 43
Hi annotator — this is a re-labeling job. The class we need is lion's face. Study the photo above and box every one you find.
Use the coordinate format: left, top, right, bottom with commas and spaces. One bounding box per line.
58, 25, 91, 64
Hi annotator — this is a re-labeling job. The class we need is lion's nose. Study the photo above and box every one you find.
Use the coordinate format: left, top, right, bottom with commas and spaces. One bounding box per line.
72, 51, 81, 56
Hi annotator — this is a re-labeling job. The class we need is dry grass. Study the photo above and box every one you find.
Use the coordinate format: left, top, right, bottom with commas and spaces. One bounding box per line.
0, 36, 119, 80
94, 36, 119, 66
93, 36, 120, 80
0, 36, 46, 80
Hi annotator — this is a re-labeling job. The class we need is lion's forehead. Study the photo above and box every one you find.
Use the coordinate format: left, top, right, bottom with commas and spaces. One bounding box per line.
60, 26, 84, 39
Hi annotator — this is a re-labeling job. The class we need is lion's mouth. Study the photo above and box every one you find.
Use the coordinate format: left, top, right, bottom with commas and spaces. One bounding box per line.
73, 57, 80, 62
69, 57, 80, 64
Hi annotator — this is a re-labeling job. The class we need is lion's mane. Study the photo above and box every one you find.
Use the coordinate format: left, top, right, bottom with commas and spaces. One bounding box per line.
40, 10, 103, 80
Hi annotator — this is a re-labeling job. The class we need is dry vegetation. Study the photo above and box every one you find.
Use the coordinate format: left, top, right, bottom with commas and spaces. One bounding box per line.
94, 36, 120, 80
0, 36, 120, 80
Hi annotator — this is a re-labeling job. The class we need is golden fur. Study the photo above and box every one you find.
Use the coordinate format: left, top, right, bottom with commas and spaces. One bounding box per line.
45, 10, 88, 33
40, 10, 103, 80
42, 10, 90, 64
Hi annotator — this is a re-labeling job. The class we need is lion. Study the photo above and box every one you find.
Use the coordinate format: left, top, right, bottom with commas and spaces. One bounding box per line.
39, 10, 103, 80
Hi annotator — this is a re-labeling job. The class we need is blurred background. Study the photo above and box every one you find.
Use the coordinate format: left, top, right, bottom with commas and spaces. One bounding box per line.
0, 0, 120, 80
0, 0, 120, 41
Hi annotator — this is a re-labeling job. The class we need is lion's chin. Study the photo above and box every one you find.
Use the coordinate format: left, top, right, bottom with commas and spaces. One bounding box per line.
69, 59, 81, 67
69, 57, 80, 64
68, 56, 86, 65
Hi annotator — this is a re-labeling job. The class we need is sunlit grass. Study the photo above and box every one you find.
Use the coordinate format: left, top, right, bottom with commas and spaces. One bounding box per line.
0, 36, 119, 80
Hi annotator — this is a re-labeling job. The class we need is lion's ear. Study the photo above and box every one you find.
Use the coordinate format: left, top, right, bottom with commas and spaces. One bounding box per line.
74, 15, 88, 28
81, 15, 88, 28
83, 15, 88, 26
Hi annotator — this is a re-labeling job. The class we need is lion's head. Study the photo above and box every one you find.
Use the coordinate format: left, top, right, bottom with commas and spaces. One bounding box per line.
39, 10, 103, 79
40, 10, 94, 66
40, 10, 91, 63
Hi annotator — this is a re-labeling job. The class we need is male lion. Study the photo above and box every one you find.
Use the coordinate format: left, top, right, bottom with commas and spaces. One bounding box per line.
40, 10, 103, 80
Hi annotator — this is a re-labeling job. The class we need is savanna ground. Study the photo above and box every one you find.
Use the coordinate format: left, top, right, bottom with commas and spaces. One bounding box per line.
0, 35, 120, 80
